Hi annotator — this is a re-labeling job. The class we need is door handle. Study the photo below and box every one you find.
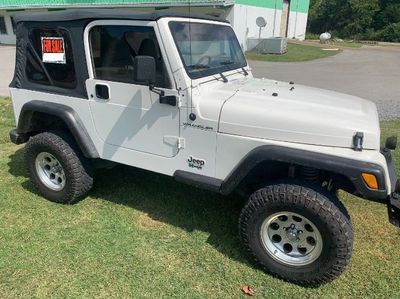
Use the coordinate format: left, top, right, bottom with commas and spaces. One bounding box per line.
95, 84, 110, 100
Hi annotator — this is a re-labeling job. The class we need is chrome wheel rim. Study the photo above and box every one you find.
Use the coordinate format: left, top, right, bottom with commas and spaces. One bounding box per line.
260, 211, 323, 266
35, 152, 66, 191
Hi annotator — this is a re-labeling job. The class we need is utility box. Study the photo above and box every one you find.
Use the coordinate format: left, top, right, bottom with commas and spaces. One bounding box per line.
247, 37, 288, 54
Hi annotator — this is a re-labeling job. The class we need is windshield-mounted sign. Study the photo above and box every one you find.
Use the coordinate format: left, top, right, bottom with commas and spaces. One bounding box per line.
41, 37, 66, 64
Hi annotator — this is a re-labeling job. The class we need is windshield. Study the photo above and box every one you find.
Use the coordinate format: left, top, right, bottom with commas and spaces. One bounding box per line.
169, 21, 247, 79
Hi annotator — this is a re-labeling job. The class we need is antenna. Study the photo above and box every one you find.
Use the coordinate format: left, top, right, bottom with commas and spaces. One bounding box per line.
256, 17, 267, 40
189, 0, 194, 115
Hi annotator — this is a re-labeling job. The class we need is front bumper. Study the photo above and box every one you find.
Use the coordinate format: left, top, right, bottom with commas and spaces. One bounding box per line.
383, 148, 400, 227
348, 147, 400, 227
388, 194, 400, 227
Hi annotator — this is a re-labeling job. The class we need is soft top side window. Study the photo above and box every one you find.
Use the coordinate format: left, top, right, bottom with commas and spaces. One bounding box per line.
26, 28, 77, 89
89, 25, 170, 88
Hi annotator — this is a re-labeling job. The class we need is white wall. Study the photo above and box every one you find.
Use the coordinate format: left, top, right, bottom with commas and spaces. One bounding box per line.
287, 10, 308, 40
228, 4, 282, 50
229, 4, 308, 51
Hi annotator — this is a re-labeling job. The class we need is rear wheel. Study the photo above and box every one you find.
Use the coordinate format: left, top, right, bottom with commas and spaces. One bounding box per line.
25, 131, 93, 204
239, 182, 353, 285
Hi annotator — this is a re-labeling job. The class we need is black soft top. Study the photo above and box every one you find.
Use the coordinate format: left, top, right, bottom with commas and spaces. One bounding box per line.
13, 9, 228, 24
10, 9, 228, 98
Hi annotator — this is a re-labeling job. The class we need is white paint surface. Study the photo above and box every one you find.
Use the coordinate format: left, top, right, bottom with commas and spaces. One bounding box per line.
287, 10, 308, 40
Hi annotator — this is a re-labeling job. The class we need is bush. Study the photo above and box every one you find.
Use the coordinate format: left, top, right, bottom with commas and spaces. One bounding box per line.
305, 32, 321, 40
378, 22, 400, 42
308, 0, 400, 42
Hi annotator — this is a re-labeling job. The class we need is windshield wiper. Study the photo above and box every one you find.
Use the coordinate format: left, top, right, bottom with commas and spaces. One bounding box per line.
187, 64, 210, 70
219, 72, 228, 83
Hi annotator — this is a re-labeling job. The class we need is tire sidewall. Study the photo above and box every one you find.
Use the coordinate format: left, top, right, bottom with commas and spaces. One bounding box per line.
247, 202, 333, 276
26, 138, 74, 203
240, 183, 352, 284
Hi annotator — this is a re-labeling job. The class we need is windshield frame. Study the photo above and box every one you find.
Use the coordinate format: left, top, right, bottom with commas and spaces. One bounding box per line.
168, 20, 247, 80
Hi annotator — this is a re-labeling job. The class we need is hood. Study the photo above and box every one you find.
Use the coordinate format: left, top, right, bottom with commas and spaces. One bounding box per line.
217, 77, 380, 150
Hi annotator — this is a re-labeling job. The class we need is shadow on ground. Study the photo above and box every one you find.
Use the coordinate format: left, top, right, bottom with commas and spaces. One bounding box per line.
7, 148, 256, 270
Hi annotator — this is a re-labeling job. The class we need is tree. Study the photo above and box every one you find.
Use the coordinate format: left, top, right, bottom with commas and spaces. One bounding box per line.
307, 0, 400, 41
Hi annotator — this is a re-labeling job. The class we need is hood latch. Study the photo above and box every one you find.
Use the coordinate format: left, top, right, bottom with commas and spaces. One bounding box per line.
353, 132, 364, 151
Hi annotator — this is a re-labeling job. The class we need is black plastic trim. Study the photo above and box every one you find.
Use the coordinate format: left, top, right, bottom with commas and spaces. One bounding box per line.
14, 9, 229, 24
9, 129, 28, 145
388, 204, 400, 227
174, 145, 390, 201
382, 148, 398, 192
220, 145, 388, 200
174, 170, 222, 193
17, 100, 99, 158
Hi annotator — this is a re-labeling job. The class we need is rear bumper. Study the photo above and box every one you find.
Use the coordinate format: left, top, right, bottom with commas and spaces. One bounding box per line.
9, 129, 28, 145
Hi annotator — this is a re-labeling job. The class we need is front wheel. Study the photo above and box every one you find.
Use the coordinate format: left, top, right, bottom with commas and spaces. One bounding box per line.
239, 182, 353, 286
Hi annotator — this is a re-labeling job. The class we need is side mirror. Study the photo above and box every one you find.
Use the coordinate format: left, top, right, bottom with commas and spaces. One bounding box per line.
133, 56, 156, 85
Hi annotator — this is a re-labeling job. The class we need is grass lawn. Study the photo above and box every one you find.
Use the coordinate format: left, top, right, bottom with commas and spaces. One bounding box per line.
0, 97, 400, 298
246, 43, 341, 63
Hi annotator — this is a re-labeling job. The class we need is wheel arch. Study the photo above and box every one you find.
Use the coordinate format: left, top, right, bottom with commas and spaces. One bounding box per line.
16, 100, 99, 158
220, 145, 387, 201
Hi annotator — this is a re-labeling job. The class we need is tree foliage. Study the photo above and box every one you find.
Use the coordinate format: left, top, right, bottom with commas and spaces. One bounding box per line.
308, 0, 400, 41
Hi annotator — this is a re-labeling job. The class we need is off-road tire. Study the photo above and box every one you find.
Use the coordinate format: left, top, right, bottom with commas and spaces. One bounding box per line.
25, 130, 94, 204
239, 181, 353, 286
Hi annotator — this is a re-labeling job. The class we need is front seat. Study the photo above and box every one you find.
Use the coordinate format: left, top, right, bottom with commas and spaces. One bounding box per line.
138, 38, 158, 60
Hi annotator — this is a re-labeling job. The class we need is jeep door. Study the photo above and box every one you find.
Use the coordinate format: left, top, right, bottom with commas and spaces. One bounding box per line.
84, 20, 180, 158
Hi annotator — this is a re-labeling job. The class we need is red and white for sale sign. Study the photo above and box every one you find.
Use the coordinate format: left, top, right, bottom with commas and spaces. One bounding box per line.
41, 37, 66, 64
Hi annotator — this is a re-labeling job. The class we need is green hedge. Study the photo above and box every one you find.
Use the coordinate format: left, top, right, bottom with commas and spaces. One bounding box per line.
308, 0, 400, 42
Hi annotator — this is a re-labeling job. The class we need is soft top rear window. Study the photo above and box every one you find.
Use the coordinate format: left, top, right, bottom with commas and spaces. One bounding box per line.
26, 28, 76, 89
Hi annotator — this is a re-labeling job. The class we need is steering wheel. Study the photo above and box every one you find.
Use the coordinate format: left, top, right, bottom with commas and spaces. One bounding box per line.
197, 55, 211, 66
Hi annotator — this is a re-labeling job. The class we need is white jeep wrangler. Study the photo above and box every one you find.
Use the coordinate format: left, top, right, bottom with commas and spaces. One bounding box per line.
9, 9, 400, 285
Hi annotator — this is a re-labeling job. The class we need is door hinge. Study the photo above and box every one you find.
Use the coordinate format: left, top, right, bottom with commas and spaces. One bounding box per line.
163, 136, 185, 149
177, 137, 185, 149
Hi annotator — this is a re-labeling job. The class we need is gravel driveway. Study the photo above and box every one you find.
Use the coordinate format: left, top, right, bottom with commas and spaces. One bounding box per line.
1, 45, 399, 119
249, 46, 400, 120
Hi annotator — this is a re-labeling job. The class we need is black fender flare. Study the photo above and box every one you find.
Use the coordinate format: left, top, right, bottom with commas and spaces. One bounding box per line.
174, 145, 388, 201
17, 100, 99, 158
220, 145, 387, 200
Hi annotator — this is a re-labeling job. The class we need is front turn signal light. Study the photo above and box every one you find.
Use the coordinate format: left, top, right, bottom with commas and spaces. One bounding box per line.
362, 173, 378, 190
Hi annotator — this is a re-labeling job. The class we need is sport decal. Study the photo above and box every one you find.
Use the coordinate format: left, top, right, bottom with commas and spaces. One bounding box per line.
187, 156, 206, 170
41, 37, 66, 64
183, 122, 213, 131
